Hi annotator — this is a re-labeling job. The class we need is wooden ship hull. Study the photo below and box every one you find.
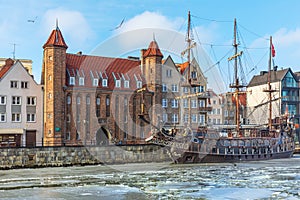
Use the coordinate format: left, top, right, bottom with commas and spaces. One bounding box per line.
170, 137, 294, 164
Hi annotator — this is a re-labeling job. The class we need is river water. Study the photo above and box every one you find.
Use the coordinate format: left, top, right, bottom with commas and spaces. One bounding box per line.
0, 155, 300, 200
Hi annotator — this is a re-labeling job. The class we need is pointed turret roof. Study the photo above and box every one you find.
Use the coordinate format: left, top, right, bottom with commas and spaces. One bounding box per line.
43, 22, 68, 49
143, 39, 163, 58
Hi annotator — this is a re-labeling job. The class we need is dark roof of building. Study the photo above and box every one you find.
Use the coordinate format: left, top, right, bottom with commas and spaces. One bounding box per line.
43, 26, 68, 49
143, 40, 163, 58
247, 68, 290, 87
65, 53, 142, 90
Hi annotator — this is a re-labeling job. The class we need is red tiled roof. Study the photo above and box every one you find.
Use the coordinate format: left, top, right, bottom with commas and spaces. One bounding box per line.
0, 58, 14, 79
143, 40, 163, 58
43, 27, 68, 49
66, 53, 142, 90
177, 61, 189, 74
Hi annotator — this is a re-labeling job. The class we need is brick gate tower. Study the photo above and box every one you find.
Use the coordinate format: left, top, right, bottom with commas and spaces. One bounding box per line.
41, 23, 68, 146
141, 38, 163, 130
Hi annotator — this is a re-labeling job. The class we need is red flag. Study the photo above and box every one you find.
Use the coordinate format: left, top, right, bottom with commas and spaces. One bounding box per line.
271, 42, 276, 57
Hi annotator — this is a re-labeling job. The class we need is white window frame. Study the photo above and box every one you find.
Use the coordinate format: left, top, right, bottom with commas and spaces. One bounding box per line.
115, 80, 121, 88
21, 81, 28, 89
27, 97, 36, 106
79, 77, 85, 86
191, 99, 197, 108
0, 96, 6, 105
192, 114, 197, 123
27, 113, 36, 122
199, 100, 205, 107
162, 83, 167, 92
12, 96, 21, 105
124, 80, 130, 88
199, 86, 204, 92
183, 87, 189, 93
199, 114, 205, 124
10, 81, 18, 88
0, 113, 6, 122
102, 79, 108, 87
12, 113, 21, 122
171, 99, 178, 108
162, 99, 168, 108
137, 81, 142, 89
93, 78, 99, 87
183, 99, 188, 108
69, 77, 75, 85
171, 84, 178, 92
172, 114, 178, 123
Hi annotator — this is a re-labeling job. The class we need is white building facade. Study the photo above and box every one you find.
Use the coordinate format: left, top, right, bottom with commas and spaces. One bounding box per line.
0, 59, 43, 147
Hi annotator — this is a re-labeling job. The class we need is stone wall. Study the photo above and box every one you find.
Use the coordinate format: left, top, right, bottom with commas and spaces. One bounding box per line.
0, 144, 172, 169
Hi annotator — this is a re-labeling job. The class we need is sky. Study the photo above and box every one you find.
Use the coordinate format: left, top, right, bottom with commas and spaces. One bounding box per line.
1, 0, 300, 93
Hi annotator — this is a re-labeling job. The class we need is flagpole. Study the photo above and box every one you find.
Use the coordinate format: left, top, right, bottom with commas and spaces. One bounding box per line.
268, 36, 272, 130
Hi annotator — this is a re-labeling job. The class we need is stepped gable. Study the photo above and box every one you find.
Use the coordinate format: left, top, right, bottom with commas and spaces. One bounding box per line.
0, 58, 14, 79
143, 40, 163, 58
65, 53, 142, 90
43, 26, 68, 49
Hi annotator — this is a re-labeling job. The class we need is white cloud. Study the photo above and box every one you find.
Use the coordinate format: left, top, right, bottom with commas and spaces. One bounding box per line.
115, 11, 184, 33
41, 8, 94, 47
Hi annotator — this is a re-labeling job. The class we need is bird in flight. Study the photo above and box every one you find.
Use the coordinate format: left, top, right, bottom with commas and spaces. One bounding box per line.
27, 16, 37, 23
110, 18, 125, 31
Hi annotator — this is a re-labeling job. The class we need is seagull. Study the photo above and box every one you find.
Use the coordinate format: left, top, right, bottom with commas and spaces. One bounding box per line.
110, 18, 125, 31
27, 16, 37, 23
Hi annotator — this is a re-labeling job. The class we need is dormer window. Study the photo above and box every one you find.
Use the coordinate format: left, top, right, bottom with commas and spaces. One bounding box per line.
112, 72, 121, 88
93, 79, 99, 87
79, 77, 85, 86
137, 81, 142, 89
69, 77, 75, 85
134, 74, 142, 89
102, 79, 108, 87
115, 80, 121, 88
124, 80, 129, 88
121, 73, 130, 88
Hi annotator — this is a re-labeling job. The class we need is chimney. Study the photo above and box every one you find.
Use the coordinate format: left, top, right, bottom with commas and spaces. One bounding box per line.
5, 58, 14, 66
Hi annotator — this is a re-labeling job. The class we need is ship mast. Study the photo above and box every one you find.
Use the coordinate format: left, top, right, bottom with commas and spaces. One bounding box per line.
228, 18, 243, 133
264, 36, 276, 130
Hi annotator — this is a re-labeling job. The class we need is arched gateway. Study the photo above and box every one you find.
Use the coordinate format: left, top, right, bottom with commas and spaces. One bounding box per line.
96, 127, 111, 145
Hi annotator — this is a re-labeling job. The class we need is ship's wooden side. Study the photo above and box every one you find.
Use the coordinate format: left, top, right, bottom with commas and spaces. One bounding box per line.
172, 137, 295, 164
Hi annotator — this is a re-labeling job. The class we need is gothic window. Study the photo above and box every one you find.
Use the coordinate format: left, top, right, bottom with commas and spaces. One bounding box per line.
106, 95, 110, 117
96, 96, 101, 117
